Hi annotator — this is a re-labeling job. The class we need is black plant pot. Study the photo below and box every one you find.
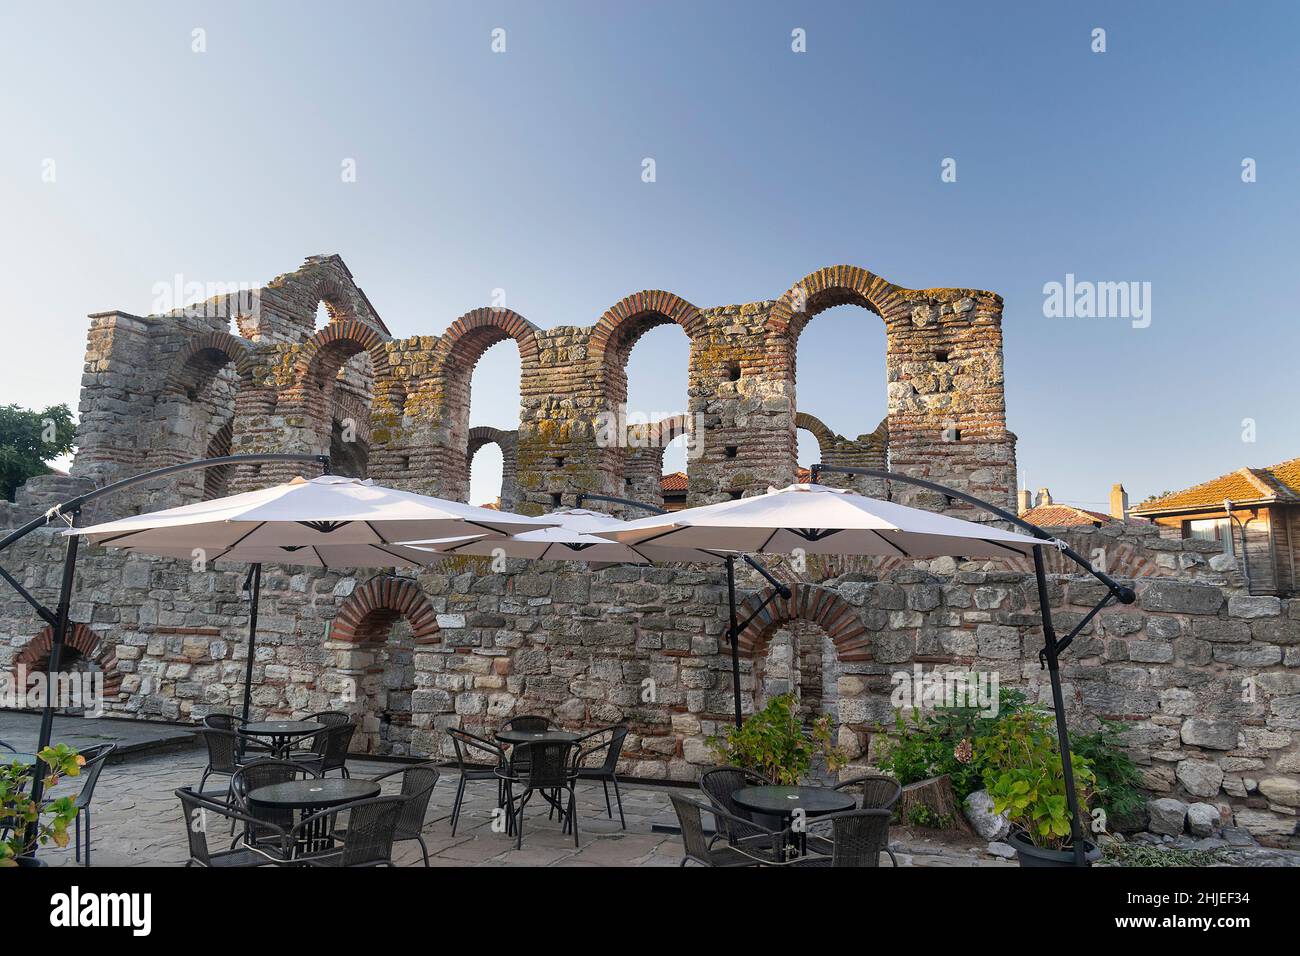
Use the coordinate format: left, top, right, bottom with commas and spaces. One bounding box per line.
1009, 831, 1101, 867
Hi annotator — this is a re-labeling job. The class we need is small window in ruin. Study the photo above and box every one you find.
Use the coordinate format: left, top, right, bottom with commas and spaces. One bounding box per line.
724, 362, 742, 382
934, 349, 950, 363
724, 446, 738, 459
551, 492, 563, 508
729, 489, 743, 500
400, 455, 410, 470
554, 456, 565, 468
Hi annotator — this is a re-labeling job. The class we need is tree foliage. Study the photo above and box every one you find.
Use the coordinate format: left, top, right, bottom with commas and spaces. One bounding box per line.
0, 403, 76, 501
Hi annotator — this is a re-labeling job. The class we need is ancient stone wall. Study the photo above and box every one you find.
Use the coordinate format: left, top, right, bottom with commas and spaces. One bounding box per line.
6, 255, 1296, 845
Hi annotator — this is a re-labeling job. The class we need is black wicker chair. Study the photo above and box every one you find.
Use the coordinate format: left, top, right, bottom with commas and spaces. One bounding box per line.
288, 711, 351, 762
496, 739, 580, 850
196, 727, 247, 802
834, 773, 903, 810
446, 727, 506, 836
175, 787, 287, 867
70, 742, 115, 866
230, 758, 318, 851
699, 765, 780, 852
573, 724, 629, 828
791, 808, 899, 867
669, 794, 783, 867
365, 763, 439, 865
295, 722, 355, 778
202, 712, 269, 759
296, 795, 405, 867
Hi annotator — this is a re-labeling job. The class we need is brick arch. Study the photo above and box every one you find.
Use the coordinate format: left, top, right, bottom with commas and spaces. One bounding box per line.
331, 577, 440, 645
467, 425, 513, 462
768, 265, 909, 340
293, 320, 404, 412
625, 413, 691, 449
164, 331, 254, 396
12, 623, 123, 697
736, 583, 871, 662
589, 291, 705, 367
436, 308, 540, 370
795, 411, 839, 459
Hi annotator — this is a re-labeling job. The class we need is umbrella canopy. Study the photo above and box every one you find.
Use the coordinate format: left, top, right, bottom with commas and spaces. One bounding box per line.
106, 540, 448, 570
405, 507, 731, 565
593, 483, 1042, 559
65, 475, 555, 554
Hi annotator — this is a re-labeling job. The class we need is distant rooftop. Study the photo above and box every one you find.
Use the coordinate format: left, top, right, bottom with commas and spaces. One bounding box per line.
1132, 457, 1300, 516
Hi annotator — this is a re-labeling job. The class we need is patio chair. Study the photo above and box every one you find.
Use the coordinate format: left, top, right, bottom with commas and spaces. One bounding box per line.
69, 742, 116, 866
833, 772, 902, 811
790, 809, 899, 867
363, 763, 439, 866
573, 724, 629, 828
295, 795, 405, 867
287, 711, 351, 763
202, 712, 269, 759
196, 727, 247, 802
176, 787, 288, 867
496, 739, 580, 850
294, 721, 355, 778
699, 765, 778, 851
669, 794, 783, 867
446, 727, 506, 836
230, 758, 318, 851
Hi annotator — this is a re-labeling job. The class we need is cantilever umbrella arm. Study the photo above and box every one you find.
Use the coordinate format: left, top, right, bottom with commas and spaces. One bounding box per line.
0, 453, 329, 859
811, 463, 1137, 866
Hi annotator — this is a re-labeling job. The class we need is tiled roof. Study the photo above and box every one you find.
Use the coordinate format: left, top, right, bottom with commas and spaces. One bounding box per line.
1132, 457, 1300, 515
1021, 504, 1118, 528
796, 467, 812, 484
660, 471, 688, 493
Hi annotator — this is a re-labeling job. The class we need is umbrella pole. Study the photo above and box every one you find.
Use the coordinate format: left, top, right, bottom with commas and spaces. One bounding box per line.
1034, 545, 1088, 866
241, 563, 262, 724
22, 511, 81, 856
725, 556, 742, 728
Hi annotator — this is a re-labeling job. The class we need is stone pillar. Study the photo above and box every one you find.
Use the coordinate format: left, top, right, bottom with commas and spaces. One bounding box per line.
71, 311, 155, 494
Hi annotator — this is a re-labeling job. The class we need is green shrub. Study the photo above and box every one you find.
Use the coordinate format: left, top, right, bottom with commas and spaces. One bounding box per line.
976, 709, 1094, 851
876, 687, 1028, 800
1070, 719, 1146, 833
707, 693, 849, 785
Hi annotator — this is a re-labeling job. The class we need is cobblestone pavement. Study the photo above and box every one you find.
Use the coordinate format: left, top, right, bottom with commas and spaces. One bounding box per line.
36, 749, 1011, 868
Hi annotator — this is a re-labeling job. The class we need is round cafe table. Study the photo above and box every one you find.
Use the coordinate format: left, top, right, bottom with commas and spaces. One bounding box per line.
239, 720, 323, 759
495, 729, 578, 746
248, 777, 381, 853
732, 785, 856, 857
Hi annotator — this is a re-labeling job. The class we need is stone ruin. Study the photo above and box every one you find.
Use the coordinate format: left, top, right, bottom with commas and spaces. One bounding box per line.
1, 254, 1296, 847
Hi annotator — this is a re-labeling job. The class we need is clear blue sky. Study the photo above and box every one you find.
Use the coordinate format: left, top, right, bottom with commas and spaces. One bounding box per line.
2, 0, 1297, 508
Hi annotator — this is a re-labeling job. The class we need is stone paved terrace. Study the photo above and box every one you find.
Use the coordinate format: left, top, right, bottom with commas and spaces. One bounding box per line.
30, 747, 1021, 868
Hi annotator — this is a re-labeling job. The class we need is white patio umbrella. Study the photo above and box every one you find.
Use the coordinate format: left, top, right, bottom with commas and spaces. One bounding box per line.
596, 482, 1041, 559
67, 475, 558, 719
404, 507, 732, 566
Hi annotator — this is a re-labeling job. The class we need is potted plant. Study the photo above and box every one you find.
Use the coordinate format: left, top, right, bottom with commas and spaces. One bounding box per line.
976, 710, 1100, 867
707, 693, 850, 785
1, 744, 83, 867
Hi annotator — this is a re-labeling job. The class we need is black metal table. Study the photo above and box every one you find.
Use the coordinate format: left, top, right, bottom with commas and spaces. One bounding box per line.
495, 729, 578, 746
248, 778, 381, 854
732, 785, 856, 857
239, 720, 323, 759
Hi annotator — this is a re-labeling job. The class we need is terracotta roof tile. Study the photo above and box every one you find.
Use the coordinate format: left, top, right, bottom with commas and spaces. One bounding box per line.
1021, 504, 1118, 528
1132, 457, 1300, 514
659, 471, 688, 493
